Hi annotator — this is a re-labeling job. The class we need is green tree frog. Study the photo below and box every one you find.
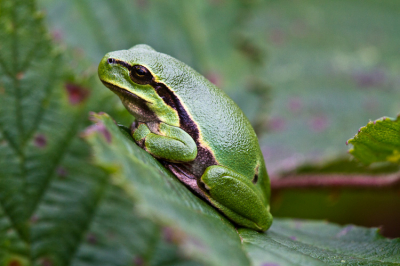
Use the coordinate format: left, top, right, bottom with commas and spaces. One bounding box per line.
98, 44, 273, 231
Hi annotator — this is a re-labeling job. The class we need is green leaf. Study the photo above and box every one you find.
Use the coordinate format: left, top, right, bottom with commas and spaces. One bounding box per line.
347, 116, 400, 165
83, 113, 250, 266
240, 219, 400, 266
0, 1, 202, 265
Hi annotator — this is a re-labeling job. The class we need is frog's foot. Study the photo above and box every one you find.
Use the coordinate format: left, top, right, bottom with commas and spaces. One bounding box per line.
200, 165, 272, 231
131, 122, 197, 163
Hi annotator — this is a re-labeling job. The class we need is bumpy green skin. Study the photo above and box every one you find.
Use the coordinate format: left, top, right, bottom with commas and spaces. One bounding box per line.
98, 44, 273, 231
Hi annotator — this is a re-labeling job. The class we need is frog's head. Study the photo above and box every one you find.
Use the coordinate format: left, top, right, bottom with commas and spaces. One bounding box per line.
98, 44, 181, 126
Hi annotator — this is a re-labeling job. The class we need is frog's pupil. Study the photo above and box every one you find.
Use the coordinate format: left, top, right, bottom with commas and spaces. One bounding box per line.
135, 66, 147, 76
107, 58, 115, 64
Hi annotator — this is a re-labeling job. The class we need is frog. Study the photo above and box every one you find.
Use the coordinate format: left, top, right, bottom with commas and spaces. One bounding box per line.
98, 44, 273, 231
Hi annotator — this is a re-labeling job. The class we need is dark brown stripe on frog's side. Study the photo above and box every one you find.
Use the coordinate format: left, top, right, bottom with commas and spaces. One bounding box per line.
150, 80, 218, 178
151, 82, 197, 140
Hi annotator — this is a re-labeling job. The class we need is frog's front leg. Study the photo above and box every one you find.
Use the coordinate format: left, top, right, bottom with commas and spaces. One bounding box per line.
131, 121, 197, 163
200, 165, 273, 231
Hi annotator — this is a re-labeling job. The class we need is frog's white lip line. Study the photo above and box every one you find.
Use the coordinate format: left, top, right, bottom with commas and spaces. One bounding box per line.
100, 79, 152, 104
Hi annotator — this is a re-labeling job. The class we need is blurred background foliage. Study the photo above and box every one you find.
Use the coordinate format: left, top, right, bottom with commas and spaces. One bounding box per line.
37, 0, 400, 237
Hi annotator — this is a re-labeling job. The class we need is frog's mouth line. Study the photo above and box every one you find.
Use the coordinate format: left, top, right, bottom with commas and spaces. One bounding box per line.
100, 80, 151, 104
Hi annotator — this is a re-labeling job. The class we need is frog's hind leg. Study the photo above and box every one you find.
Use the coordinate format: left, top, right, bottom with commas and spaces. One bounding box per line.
200, 165, 272, 231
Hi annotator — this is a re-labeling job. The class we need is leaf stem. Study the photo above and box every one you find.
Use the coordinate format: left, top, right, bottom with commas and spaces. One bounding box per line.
270, 173, 400, 189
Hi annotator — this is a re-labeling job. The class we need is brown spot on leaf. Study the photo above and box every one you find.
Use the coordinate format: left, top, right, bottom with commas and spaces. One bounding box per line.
56, 167, 67, 178
309, 115, 329, 132
133, 256, 144, 266
51, 29, 63, 42
39, 258, 52, 266
269, 117, 286, 132
88, 112, 115, 123
353, 69, 386, 88
88, 112, 99, 122
30, 215, 39, 224
86, 233, 97, 244
34, 134, 47, 148
16, 72, 24, 80
162, 227, 175, 243
288, 97, 302, 113
8, 260, 22, 266
336, 225, 354, 237
82, 122, 112, 143
237, 39, 264, 65
162, 226, 186, 244
65, 83, 90, 105
270, 29, 285, 46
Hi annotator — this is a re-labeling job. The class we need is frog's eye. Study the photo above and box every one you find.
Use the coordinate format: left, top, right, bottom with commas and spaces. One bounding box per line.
133, 65, 148, 76
130, 65, 153, 85
107, 58, 116, 64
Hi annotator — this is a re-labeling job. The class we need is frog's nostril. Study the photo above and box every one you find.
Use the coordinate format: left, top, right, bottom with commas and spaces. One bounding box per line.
107, 58, 116, 64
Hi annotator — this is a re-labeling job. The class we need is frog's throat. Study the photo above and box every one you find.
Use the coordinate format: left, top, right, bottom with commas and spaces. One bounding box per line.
100, 80, 151, 104
101, 80, 160, 122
